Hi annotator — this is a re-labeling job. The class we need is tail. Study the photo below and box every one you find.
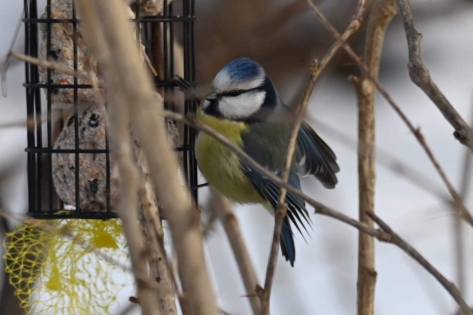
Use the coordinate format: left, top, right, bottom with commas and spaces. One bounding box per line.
241, 166, 304, 267
280, 216, 296, 267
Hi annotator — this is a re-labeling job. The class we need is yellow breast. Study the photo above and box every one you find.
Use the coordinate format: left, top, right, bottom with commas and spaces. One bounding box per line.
195, 109, 265, 204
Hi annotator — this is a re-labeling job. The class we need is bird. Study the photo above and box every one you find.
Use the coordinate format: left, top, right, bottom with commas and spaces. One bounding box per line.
195, 57, 339, 266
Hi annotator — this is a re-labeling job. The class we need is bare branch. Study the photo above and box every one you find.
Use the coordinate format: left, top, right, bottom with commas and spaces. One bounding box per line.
11, 51, 89, 81
74, 1, 219, 314
351, 0, 398, 313
209, 189, 261, 315
135, 139, 178, 314
307, 0, 367, 83
366, 212, 472, 315
304, 0, 473, 227
395, 0, 473, 151
74, 2, 159, 313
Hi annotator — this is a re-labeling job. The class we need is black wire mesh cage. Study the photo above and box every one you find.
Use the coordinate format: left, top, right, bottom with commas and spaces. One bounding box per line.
23, 0, 198, 219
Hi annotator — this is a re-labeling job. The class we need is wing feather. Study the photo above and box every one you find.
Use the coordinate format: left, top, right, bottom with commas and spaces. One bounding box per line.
296, 122, 339, 188
241, 164, 311, 237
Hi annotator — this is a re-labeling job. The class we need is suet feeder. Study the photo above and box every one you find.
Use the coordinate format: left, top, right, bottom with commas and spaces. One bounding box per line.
23, 0, 199, 219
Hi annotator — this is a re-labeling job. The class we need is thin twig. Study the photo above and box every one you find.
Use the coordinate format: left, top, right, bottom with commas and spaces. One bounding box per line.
0, 117, 37, 130
260, 61, 317, 315
366, 212, 472, 315
395, 0, 473, 151
305, 0, 473, 227
209, 189, 261, 315
306, 0, 367, 88
351, 1, 398, 313
11, 51, 89, 81
453, 104, 473, 296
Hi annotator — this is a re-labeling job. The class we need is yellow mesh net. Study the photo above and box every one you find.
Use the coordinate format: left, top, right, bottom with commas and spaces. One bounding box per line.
3, 218, 132, 314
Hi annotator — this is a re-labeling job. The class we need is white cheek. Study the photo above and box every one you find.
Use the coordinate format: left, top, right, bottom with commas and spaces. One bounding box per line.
219, 91, 266, 119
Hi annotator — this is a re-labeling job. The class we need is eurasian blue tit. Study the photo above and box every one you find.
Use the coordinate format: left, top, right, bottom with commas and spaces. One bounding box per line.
196, 58, 339, 266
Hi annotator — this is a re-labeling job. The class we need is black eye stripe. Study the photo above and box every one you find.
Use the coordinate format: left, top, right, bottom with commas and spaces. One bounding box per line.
218, 86, 264, 98
220, 90, 244, 97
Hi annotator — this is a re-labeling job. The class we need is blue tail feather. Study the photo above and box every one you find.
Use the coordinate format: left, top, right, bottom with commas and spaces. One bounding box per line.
280, 217, 295, 267
241, 164, 308, 267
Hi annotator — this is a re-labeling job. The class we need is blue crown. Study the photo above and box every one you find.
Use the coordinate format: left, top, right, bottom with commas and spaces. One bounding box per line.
222, 57, 263, 81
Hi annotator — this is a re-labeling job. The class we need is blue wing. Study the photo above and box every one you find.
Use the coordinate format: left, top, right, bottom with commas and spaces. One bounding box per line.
238, 117, 339, 266
296, 122, 340, 188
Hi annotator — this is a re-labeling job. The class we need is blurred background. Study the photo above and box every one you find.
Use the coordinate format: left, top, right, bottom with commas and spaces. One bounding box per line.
1, 0, 473, 314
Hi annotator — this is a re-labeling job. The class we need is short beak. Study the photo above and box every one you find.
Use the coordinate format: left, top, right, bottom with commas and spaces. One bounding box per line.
205, 90, 218, 100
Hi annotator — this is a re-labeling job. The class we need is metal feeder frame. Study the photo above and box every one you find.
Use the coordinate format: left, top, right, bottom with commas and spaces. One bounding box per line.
23, 0, 198, 219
